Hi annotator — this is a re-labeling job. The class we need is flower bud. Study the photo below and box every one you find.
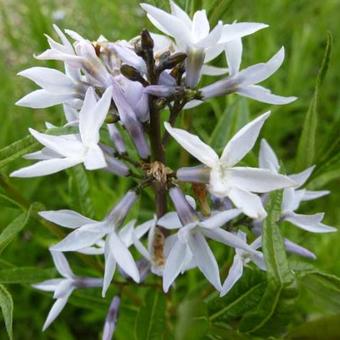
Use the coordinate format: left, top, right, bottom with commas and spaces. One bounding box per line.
105, 155, 129, 177
107, 124, 126, 154
103, 296, 120, 340
141, 29, 154, 50
169, 187, 198, 225
158, 52, 187, 72
107, 191, 137, 226
120, 64, 146, 84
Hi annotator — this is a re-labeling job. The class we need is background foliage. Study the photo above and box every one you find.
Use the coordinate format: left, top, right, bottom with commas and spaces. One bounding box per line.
0, 0, 340, 339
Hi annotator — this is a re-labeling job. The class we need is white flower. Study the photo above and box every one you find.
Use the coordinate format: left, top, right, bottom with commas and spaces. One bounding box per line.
259, 139, 336, 233
220, 231, 265, 297
11, 87, 112, 178
158, 208, 261, 292
165, 111, 295, 219
42, 191, 142, 296
201, 47, 297, 105
33, 251, 102, 331
141, 1, 267, 87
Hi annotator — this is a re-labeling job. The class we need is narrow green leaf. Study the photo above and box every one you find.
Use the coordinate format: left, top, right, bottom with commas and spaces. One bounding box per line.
0, 206, 32, 254
208, 269, 266, 323
175, 298, 209, 340
0, 126, 77, 170
239, 190, 297, 336
135, 290, 166, 340
68, 165, 95, 218
0, 284, 13, 340
0, 267, 56, 284
295, 32, 332, 171
0, 135, 38, 170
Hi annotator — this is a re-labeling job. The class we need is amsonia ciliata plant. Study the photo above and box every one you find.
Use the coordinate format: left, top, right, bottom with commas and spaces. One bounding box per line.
0, 1, 338, 339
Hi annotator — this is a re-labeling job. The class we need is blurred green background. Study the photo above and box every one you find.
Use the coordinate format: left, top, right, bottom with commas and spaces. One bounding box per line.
0, 0, 340, 339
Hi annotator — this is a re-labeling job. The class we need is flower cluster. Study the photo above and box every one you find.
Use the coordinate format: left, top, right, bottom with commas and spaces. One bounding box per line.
11, 0, 335, 336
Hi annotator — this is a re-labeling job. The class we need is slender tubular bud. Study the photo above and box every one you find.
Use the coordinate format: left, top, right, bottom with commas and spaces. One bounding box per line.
107, 124, 126, 154
107, 190, 137, 225
102, 296, 121, 340
169, 187, 198, 225
177, 165, 210, 183
105, 155, 129, 177
200, 77, 236, 99
74, 278, 103, 289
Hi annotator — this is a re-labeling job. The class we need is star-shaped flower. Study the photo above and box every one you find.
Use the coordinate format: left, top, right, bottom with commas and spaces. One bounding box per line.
165, 112, 295, 219
259, 139, 336, 233
201, 46, 297, 105
220, 231, 265, 296
11, 87, 112, 178
33, 251, 102, 330
155, 187, 262, 292
141, 1, 267, 87
42, 191, 141, 296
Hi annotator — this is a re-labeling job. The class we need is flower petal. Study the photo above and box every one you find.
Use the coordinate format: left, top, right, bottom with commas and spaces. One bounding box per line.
102, 236, 117, 297
18, 67, 75, 93
228, 187, 267, 219
202, 228, 257, 255
79, 86, 113, 145
236, 85, 297, 105
284, 212, 336, 233
188, 232, 221, 290
164, 122, 219, 167
16, 89, 75, 109
302, 190, 330, 201
284, 239, 316, 260
259, 139, 280, 173
32, 279, 62, 292
140, 3, 191, 45
237, 47, 284, 85
163, 239, 188, 293
221, 111, 271, 167
39, 210, 96, 229
192, 10, 210, 41
289, 166, 315, 188
200, 209, 241, 229
51, 223, 109, 251
50, 251, 74, 278
220, 255, 243, 296
230, 167, 295, 193
83, 144, 107, 170
109, 232, 140, 283
10, 157, 81, 178
42, 292, 73, 331
225, 38, 242, 75
220, 22, 268, 43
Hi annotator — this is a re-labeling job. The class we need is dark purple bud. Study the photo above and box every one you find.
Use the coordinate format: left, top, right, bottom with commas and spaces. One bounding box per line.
169, 187, 198, 225
158, 52, 187, 71
141, 30, 154, 50
102, 296, 120, 340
